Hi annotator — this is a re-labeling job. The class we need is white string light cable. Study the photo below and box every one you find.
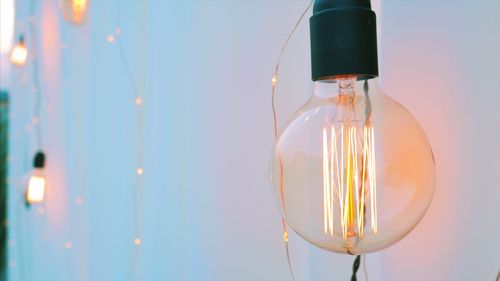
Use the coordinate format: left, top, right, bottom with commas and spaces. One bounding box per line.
112, 0, 146, 279
271, 1, 370, 280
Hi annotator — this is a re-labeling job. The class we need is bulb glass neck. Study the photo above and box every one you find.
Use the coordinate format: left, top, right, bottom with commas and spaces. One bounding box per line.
313, 76, 381, 99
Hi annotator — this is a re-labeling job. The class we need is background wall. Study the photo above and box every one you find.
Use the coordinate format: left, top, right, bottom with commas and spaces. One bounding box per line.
0, 0, 499, 280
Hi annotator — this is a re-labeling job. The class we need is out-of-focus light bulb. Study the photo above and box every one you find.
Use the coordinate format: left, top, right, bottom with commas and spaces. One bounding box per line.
27, 174, 45, 203
271, 0, 435, 255
10, 36, 28, 67
61, 0, 88, 25
134, 238, 141, 246
107, 35, 115, 44
26, 151, 46, 205
0, 0, 15, 54
135, 96, 143, 106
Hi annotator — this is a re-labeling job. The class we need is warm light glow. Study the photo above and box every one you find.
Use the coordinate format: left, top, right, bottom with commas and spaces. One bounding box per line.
135, 96, 143, 106
72, 0, 87, 11
323, 123, 378, 239
62, 0, 88, 24
136, 168, 144, 175
10, 40, 28, 66
65, 241, 73, 249
0, 0, 15, 54
27, 176, 46, 203
282, 231, 288, 243
107, 35, 115, 43
322, 76, 378, 241
134, 238, 141, 246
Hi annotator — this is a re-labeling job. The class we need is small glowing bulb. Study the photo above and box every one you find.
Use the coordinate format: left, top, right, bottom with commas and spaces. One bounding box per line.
136, 168, 144, 175
283, 231, 289, 243
135, 96, 143, 106
272, 75, 277, 86
134, 238, 141, 246
32, 116, 40, 125
65, 241, 73, 249
107, 35, 115, 43
27, 175, 46, 203
26, 152, 46, 205
10, 36, 28, 66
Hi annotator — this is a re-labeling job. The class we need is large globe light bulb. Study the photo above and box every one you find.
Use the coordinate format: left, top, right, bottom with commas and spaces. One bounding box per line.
272, 76, 435, 254
271, 0, 435, 255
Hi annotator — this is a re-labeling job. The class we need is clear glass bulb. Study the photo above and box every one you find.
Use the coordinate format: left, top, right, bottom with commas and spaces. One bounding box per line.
272, 76, 435, 254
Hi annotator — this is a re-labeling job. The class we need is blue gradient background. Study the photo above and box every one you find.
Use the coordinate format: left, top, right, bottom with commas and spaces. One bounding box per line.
0, 0, 499, 280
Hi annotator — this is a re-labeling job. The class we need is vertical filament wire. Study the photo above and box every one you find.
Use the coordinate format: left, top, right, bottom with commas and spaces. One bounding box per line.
322, 85, 378, 240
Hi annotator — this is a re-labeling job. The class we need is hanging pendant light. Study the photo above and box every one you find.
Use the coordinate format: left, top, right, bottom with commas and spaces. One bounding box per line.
26, 151, 46, 205
271, 0, 435, 255
10, 35, 28, 67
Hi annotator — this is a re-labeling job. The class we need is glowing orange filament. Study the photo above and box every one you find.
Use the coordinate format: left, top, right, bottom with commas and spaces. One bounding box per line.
323, 123, 377, 240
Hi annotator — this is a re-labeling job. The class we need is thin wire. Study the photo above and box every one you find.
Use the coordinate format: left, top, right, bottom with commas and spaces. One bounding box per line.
29, 0, 43, 151
271, 1, 313, 280
272, 0, 313, 137
116, 1, 146, 280
15, 2, 42, 280
363, 254, 369, 281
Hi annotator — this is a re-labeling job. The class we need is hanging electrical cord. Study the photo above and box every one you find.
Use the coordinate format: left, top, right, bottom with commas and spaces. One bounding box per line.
350, 255, 361, 281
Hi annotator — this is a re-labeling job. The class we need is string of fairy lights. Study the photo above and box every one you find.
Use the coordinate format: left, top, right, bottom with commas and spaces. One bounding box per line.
5, 0, 146, 279
114, 0, 147, 279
